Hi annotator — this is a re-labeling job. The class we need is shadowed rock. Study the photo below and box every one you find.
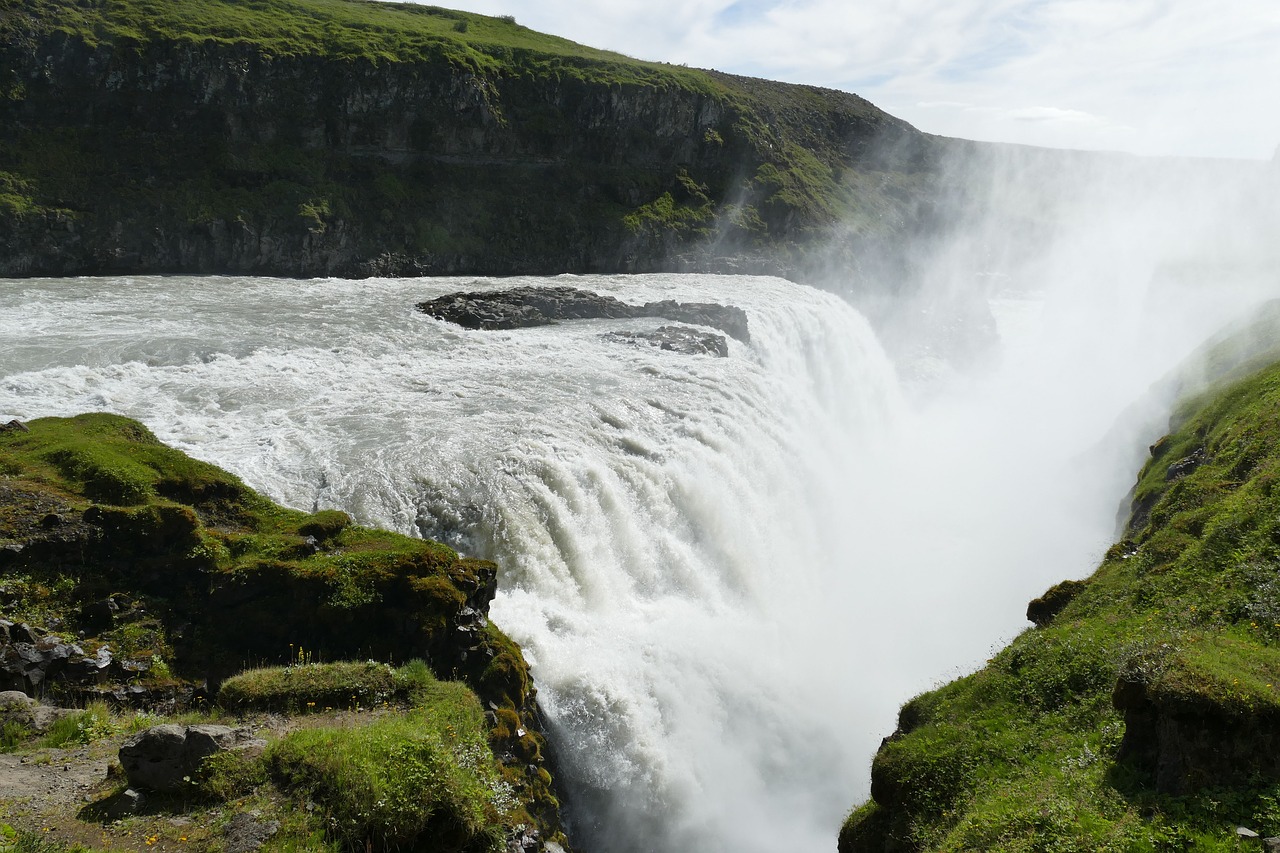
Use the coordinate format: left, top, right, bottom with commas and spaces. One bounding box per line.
417, 285, 750, 342
120, 724, 265, 793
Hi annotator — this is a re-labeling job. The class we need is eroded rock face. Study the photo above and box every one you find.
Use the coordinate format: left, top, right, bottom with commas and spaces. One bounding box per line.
1113, 671, 1280, 795
119, 724, 265, 793
0, 619, 118, 697
417, 285, 750, 343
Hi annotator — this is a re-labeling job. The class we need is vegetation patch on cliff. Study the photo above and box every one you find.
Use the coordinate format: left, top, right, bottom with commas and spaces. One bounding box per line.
843, 352, 1280, 852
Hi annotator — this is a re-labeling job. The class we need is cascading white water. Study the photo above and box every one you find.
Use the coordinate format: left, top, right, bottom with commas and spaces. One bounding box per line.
0, 268, 1267, 851
0, 273, 911, 850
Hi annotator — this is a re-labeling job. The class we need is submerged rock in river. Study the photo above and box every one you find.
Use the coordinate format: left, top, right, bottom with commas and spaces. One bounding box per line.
601, 325, 730, 357
417, 285, 750, 343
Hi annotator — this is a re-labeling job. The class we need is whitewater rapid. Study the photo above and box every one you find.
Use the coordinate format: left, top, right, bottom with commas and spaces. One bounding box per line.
0, 274, 909, 849
0, 271, 1230, 851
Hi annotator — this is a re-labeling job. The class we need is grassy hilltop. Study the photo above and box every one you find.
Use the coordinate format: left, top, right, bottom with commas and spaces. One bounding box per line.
843, 334, 1280, 850
0, 413, 563, 851
0, 0, 936, 279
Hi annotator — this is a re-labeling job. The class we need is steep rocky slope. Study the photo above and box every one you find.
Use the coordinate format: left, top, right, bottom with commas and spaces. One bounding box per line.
0, 0, 938, 280
842, 327, 1280, 851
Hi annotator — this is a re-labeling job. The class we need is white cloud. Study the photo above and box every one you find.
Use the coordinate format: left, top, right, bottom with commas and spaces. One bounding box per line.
421, 0, 1280, 159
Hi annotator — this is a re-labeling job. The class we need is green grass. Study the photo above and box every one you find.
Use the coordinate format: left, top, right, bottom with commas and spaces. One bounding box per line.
268, 689, 513, 852
843, 354, 1280, 851
3, 0, 719, 90
36, 702, 116, 749
0, 824, 103, 853
218, 659, 438, 712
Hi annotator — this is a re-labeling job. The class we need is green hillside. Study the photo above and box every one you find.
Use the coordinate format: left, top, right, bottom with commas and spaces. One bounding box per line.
843, 341, 1280, 850
1, 0, 717, 87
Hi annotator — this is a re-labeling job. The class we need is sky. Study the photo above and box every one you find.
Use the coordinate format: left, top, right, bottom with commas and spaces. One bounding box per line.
426, 0, 1280, 161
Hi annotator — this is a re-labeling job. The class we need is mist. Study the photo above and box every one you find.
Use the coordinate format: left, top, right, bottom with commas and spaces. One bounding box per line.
818, 141, 1280, 710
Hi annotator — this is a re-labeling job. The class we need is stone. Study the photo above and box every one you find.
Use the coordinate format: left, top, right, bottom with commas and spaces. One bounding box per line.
0, 690, 36, 729
507, 827, 540, 853
119, 724, 264, 793
1026, 579, 1088, 627
0, 420, 29, 433
223, 812, 280, 853
1166, 448, 1206, 481
79, 597, 120, 634
30, 704, 76, 733
640, 300, 750, 343
100, 787, 147, 818
0, 690, 34, 710
0, 626, 88, 694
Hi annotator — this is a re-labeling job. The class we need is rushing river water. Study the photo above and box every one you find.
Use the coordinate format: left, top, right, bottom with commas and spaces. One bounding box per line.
0, 271, 1254, 851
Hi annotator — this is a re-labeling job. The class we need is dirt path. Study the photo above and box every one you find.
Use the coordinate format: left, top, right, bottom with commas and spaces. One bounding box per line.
0, 743, 114, 810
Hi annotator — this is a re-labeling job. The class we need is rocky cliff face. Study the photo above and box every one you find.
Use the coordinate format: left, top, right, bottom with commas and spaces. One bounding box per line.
0, 1, 934, 279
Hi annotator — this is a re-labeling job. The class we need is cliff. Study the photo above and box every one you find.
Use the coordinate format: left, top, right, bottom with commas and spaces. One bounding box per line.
0, 0, 939, 280
0, 413, 564, 851
841, 319, 1280, 851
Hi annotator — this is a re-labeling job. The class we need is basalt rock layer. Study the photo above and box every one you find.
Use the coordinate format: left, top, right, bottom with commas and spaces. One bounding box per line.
0, 0, 939, 280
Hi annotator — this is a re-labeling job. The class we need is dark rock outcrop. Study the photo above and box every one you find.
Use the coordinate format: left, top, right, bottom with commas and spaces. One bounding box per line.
1112, 670, 1280, 795
1026, 579, 1088, 627
1165, 447, 1206, 481
417, 285, 750, 342
0, 620, 94, 695
601, 325, 729, 357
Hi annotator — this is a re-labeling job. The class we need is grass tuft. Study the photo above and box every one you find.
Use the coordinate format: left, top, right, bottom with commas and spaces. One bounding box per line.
218, 659, 437, 712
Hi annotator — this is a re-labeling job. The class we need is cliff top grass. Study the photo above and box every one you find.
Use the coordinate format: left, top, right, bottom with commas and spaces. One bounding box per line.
1, 0, 721, 91
842, 351, 1280, 852
0, 0, 912, 275
0, 411, 456, 578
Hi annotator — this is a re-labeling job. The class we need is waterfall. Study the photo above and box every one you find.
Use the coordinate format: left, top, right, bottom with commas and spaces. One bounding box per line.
0, 273, 909, 850
0, 269, 1256, 850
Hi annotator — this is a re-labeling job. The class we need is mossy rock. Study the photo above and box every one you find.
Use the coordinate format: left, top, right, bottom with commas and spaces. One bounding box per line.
1026, 578, 1088, 627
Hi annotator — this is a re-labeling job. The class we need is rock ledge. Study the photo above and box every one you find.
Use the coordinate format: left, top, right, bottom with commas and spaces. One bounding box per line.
417, 285, 750, 343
